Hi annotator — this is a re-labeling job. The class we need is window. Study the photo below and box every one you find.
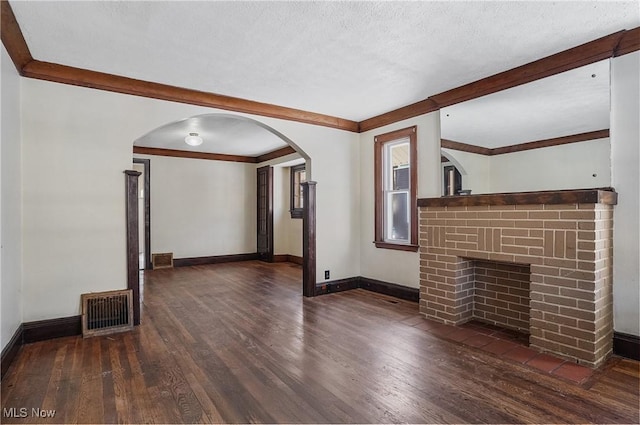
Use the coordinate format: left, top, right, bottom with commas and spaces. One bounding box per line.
290, 164, 306, 218
374, 126, 418, 251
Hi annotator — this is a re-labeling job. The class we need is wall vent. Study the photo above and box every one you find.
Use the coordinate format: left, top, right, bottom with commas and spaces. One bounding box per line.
81, 289, 134, 338
152, 252, 174, 269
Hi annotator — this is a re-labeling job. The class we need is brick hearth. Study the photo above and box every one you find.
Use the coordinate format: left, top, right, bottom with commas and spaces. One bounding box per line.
417, 189, 617, 368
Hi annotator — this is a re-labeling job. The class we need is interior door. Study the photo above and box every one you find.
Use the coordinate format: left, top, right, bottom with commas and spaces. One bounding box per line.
257, 165, 273, 262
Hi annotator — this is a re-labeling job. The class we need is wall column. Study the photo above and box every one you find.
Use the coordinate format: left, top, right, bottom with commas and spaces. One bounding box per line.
302, 181, 317, 297
124, 170, 141, 325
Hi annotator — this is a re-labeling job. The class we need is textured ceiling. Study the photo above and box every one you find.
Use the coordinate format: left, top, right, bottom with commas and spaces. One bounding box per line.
11, 0, 639, 123
440, 60, 611, 148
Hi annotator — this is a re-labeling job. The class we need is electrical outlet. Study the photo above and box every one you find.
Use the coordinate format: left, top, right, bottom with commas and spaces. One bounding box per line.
324, 270, 330, 280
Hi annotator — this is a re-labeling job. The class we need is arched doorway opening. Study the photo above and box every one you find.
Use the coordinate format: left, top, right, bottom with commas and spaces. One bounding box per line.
125, 114, 316, 324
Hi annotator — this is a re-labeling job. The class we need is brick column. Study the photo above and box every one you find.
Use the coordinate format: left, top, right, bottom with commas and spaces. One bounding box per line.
419, 238, 474, 324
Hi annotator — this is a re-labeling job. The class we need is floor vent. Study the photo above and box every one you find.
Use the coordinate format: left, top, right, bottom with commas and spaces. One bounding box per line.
81, 289, 134, 337
152, 252, 174, 269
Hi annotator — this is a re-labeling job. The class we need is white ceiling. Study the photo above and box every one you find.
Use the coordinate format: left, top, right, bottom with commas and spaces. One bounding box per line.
9, 1, 639, 154
134, 114, 288, 156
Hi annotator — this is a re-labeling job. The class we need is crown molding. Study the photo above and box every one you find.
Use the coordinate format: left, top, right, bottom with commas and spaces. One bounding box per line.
133, 146, 257, 163
256, 146, 297, 163
359, 28, 638, 132
441, 139, 492, 156
615, 27, 640, 57
490, 129, 610, 155
133, 144, 297, 163
0, 0, 32, 72
359, 98, 439, 133
430, 31, 625, 110
2, 0, 637, 136
442, 129, 610, 156
22, 60, 359, 132
1, 1, 358, 133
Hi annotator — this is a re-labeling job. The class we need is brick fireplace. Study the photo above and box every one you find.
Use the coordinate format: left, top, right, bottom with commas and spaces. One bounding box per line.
417, 189, 617, 368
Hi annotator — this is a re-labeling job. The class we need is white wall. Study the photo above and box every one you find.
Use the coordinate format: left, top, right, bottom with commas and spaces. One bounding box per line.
443, 139, 610, 195
488, 138, 611, 193
20, 78, 360, 321
441, 148, 491, 195
272, 165, 303, 257
301, 128, 361, 283
359, 113, 441, 288
1, 46, 23, 350
256, 143, 359, 279
16, 55, 636, 334
133, 154, 256, 258
132, 162, 145, 258
611, 51, 640, 337
287, 216, 303, 258
273, 166, 287, 255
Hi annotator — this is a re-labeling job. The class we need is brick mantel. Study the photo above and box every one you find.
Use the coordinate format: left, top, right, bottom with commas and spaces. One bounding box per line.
418, 189, 616, 368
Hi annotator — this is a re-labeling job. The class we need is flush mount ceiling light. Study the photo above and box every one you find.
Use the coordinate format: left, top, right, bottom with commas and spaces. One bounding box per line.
184, 132, 203, 146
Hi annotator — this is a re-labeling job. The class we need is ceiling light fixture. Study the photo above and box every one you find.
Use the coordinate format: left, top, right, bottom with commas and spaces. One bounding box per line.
184, 132, 203, 146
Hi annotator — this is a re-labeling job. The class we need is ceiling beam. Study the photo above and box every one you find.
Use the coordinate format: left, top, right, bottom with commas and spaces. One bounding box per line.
359, 28, 638, 132
442, 129, 610, 156
0, 0, 33, 73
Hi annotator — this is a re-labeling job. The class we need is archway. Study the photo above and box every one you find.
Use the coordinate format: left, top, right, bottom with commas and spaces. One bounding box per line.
125, 114, 317, 323
440, 149, 468, 196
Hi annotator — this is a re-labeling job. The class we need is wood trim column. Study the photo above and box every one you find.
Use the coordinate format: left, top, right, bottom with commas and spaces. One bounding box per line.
302, 181, 317, 297
124, 170, 141, 325
256, 165, 274, 262
133, 158, 151, 270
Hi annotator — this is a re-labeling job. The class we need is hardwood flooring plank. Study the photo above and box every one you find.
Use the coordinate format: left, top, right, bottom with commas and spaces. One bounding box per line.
2, 261, 638, 424
1, 342, 35, 409
40, 343, 68, 420
120, 334, 162, 424
148, 297, 265, 423
76, 338, 105, 424
56, 337, 83, 424
182, 274, 372, 422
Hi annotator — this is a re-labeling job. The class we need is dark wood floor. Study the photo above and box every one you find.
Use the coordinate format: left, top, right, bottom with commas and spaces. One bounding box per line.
2, 261, 639, 424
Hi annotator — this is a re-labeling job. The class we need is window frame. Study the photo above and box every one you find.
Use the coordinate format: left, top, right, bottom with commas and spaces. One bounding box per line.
290, 163, 306, 219
374, 126, 418, 252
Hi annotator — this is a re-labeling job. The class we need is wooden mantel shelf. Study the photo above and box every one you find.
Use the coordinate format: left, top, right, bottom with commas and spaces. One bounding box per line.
417, 188, 618, 208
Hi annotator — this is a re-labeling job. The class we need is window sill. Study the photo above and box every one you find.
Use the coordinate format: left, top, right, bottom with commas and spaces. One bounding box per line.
373, 241, 419, 252
290, 209, 303, 219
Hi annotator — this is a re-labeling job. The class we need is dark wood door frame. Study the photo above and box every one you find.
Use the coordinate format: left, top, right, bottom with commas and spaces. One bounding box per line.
124, 170, 141, 325
257, 165, 274, 262
302, 181, 317, 297
133, 158, 151, 270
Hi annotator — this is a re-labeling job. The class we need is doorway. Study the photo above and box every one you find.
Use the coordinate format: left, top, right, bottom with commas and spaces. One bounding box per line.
257, 165, 274, 262
128, 113, 315, 298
